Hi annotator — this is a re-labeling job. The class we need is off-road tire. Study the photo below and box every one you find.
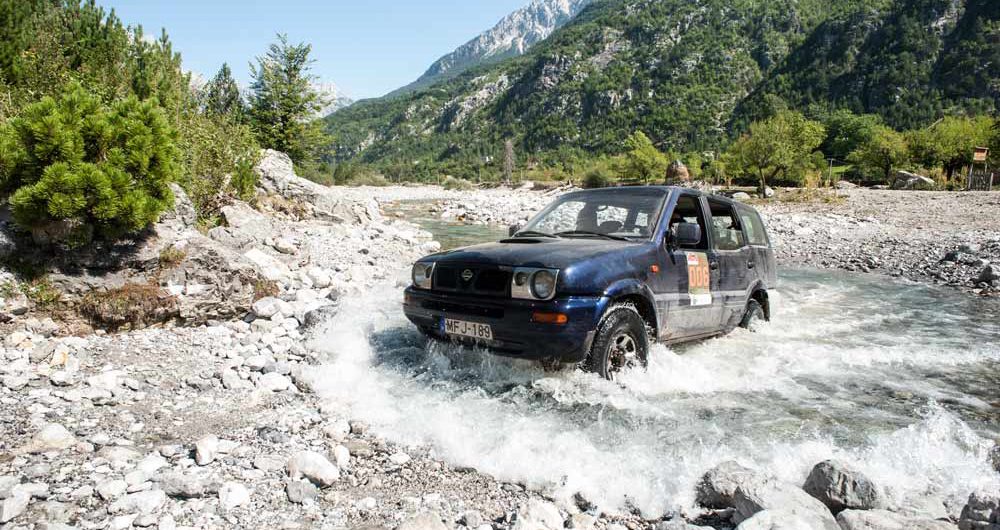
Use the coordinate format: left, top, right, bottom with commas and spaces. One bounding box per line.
586, 304, 649, 380
739, 299, 766, 330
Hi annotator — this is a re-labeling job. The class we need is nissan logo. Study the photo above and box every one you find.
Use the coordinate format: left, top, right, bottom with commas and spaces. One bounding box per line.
461, 269, 474, 282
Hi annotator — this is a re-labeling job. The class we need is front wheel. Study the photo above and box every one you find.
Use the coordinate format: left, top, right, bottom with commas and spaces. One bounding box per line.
586, 305, 649, 380
739, 299, 767, 331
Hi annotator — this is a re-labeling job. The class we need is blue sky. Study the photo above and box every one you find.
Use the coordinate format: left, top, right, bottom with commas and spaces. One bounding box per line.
103, 1, 529, 99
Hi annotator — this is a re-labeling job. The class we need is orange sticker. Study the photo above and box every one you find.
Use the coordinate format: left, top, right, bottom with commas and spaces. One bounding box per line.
686, 252, 712, 306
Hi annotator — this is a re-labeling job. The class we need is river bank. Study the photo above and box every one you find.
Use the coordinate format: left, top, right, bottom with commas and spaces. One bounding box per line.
0, 175, 998, 530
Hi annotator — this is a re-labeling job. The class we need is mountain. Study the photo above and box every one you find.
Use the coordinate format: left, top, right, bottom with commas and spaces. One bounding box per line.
393, 0, 593, 95
326, 0, 1000, 177
314, 82, 354, 117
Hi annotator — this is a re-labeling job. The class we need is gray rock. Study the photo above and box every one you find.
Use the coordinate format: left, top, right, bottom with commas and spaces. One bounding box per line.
732, 476, 838, 530
0, 476, 17, 498
107, 490, 166, 515
397, 512, 448, 530
732, 192, 752, 201
512, 499, 563, 530
654, 520, 713, 530
979, 265, 999, 284
96, 479, 127, 501
736, 509, 824, 529
252, 297, 283, 319
461, 510, 484, 528
803, 460, 880, 513
893, 171, 936, 191
285, 479, 318, 504
959, 492, 1000, 530
838, 509, 957, 530
157, 472, 216, 499
257, 372, 292, 392
287, 451, 340, 487
696, 461, 760, 509
302, 305, 339, 330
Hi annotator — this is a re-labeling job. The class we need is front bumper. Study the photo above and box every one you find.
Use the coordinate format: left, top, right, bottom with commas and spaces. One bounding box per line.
402, 287, 605, 363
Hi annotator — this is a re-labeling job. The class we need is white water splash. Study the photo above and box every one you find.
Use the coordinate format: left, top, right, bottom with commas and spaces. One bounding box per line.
308, 268, 1000, 517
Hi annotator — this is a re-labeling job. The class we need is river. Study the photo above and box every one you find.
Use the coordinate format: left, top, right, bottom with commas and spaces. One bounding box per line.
308, 205, 1000, 518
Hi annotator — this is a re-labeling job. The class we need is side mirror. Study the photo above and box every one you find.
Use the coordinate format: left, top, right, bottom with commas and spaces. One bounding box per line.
672, 222, 701, 247
509, 223, 523, 237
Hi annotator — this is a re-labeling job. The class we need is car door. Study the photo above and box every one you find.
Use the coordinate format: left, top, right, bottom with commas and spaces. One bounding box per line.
705, 198, 753, 330
653, 193, 723, 340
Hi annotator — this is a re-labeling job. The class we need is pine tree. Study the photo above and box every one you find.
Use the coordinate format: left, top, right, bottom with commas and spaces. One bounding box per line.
248, 34, 329, 167
204, 63, 244, 118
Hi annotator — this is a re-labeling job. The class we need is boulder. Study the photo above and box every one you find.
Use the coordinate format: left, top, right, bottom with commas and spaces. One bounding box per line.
156, 472, 217, 499
243, 248, 292, 282
107, 490, 166, 515
696, 461, 761, 509
959, 492, 999, 530
732, 192, 752, 201
218, 482, 250, 510
837, 509, 957, 530
287, 451, 340, 487
0, 490, 29, 523
195, 435, 219, 466
802, 460, 880, 513
978, 265, 999, 284
836, 180, 859, 189
512, 499, 564, 530
396, 512, 448, 530
736, 509, 823, 529
655, 520, 714, 530
23, 423, 76, 454
209, 202, 276, 249
255, 150, 379, 224
892, 171, 936, 190
732, 476, 839, 530
286, 479, 319, 504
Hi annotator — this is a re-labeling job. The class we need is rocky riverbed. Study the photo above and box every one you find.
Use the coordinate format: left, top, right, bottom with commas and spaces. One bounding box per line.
0, 173, 998, 530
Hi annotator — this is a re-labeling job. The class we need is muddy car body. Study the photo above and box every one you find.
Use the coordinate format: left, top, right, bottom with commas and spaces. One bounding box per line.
403, 186, 776, 378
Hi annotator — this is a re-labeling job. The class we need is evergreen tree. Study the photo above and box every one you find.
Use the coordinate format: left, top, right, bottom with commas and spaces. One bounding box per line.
204, 63, 244, 118
249, 34, 329, 167
1, 83, 180, 244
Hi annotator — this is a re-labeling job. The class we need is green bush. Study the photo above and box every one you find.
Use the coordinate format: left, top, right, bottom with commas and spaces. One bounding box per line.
0, 83, 180, 244
582, 167, 614, 188
441, 176, 474, 190
347, 173, 389, 187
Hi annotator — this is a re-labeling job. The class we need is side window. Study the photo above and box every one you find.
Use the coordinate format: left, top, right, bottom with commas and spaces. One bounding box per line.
738, 207, 769, 246
708, 200, 745, 251
668, 195, 708, 250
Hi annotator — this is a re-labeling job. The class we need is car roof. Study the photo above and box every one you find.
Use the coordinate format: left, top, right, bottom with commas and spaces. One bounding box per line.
562, 186, 754, 210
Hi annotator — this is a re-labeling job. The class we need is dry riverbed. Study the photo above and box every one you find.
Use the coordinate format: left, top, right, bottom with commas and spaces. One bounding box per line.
0, 177, 998, 530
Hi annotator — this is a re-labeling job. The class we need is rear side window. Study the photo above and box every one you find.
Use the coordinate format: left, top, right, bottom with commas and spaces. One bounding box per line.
738, 207, 769, 247
708, 200, 745, 251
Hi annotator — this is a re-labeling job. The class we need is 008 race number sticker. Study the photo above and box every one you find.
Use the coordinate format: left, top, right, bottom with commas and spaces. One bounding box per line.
686, 252, 713, 306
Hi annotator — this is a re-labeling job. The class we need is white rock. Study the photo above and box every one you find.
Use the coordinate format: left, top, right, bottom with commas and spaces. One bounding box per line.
244, 249, 291, 282
195, 435, 219, 466
333, 445, 350, 469
306, 267, 332, 288
257, 372, 291, 392
287, 451, 340, 487
836, 509, 956, 530
218, 481, 251, 510
0, 491, 29, 524
513, 499, 564, 530
24, 423, 76, 453
397, 512, 448, 530
733, 477, 839, 530
107, 490, 166, 515
389, 452, 411, 465
252, 297, 282, 319
96, 479, 127, 501
87, 370, 124, 392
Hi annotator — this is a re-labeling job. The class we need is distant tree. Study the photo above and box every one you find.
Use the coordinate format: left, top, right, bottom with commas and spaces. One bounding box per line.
848, 125, 910, 185
619, 131, 668, 184
821, 110, 884, 161
726, 111, 826, 194
204, 63, 244, 118
906, 116, 995, 180
248, 34, 330, 167
503, 139, 515, 185
0, 83, 180, 245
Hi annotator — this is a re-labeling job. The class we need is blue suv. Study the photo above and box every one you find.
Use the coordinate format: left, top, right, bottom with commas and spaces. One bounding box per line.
403, 187, 776, 379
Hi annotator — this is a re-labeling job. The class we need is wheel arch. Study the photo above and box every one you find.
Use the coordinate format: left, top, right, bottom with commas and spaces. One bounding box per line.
749, 282, 770, 321
602, 279, 659, 338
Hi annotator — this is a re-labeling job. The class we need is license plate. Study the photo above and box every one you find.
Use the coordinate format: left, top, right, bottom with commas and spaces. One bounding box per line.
443, 318, 493, 341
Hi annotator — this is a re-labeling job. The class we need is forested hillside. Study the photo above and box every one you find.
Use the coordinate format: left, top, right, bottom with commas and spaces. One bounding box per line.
326, 0, 1000, 180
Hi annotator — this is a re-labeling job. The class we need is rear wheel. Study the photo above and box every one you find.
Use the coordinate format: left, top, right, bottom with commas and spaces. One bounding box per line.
739, 299, 766, 331
586, 305, 649, 380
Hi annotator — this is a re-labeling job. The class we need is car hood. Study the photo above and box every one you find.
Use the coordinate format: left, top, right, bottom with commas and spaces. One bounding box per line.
425, 238, 646, 269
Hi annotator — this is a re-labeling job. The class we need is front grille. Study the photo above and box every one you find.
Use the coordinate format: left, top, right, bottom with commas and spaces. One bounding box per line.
433, 265, 510, 297
421, 300, 504, 319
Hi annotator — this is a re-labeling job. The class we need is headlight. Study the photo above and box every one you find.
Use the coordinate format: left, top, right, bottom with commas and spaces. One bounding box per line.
412, 262, 434, 289
530, 270, 557, 299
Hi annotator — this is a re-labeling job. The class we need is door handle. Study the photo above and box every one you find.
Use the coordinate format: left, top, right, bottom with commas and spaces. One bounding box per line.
709, 261, 719, 270
747, 261, 755, 269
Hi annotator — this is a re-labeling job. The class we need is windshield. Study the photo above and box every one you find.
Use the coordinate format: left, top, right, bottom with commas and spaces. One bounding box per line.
521, 190, 668, 240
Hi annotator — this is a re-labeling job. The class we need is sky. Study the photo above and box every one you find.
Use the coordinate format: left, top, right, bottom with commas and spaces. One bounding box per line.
102, 0, 530, 99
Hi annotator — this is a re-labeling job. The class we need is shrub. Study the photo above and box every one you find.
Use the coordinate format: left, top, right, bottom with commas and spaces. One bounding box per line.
441, 176, 474, 190
79, 283, 178, 330
347, 173, 389, 187
253, 279, 280, 301
1, 83, 180, 245
159, 246, 187, 268
582, 167, 614, 188
176, 111, 259, 214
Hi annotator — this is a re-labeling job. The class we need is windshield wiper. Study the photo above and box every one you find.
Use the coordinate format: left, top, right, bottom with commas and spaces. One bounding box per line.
513, 230, 560, 239
556, 230, 631, 242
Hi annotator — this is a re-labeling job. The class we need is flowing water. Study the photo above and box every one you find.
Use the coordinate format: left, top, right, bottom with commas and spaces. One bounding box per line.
309, 207, 1000, 517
